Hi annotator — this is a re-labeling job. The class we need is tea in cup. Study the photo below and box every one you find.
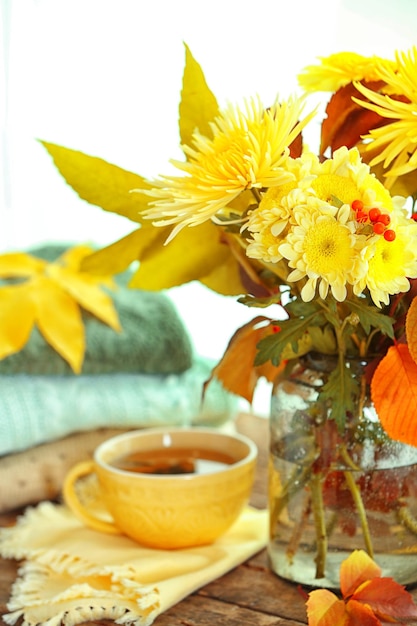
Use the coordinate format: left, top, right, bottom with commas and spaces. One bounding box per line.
63, 427, 257, 549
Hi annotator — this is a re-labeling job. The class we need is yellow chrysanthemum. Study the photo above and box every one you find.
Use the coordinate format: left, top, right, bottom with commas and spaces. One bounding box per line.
245, 147, 413, 303
353, 47, 417, 183
354, 209, 417, 306
142, 95, 315, 241
307, 146, 395, 211
298, 51, 397, 93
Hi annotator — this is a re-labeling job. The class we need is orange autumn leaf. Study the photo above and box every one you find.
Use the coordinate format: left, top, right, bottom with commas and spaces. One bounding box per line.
306, 590, 348, 626
352, 578, 417, 622
340, 549, 381, 598
406, 295, 417, 366
320, 82, 385, 156
344, 599, 381, 626
371, 344, 417, 446
0, 245, 121, 373
206, 316, 285, 403
307, 550, 417, 626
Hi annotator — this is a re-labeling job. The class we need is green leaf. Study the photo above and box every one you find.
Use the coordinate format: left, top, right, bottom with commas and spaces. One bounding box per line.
346, 299, 395, 338
321, 362, 359, 430
179, 43, 219, 148
40, 141, 151, 223
255, 315, 320, 366
238, 294, 283, 308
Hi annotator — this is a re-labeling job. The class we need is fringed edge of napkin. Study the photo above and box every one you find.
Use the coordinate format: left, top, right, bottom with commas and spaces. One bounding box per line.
4, 560, 160, 626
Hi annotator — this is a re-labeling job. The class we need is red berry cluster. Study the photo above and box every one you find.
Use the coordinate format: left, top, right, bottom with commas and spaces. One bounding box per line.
351, 199, 396, 241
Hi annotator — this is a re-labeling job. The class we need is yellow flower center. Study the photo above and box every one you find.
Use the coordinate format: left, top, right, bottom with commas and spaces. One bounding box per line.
197, 129, 253, 185
304, 219, 353, 275
369, 238, 406, 281
311, 174, 359, 206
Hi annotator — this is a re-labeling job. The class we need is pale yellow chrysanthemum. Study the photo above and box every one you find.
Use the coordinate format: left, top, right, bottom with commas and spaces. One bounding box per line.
306, 146, 395, 211
245, 186, 303, 263
142, 95, 315, 241
298, 51, 397, 93
278, 201, 364, 302
353, 47, 417, 183
245, 146, 408, 303
354, 210, 417, 306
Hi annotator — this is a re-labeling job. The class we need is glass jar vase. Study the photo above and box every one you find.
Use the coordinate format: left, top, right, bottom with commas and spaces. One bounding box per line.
268, 352, 417, 588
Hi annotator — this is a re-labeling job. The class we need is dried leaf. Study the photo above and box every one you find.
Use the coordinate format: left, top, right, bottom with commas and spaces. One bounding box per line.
371, 344, 417, 446
340, 550, 381, 599
207, 317, 284, 403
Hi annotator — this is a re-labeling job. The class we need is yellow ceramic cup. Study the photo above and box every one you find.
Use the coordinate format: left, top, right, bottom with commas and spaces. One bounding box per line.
63, 427, 257, 549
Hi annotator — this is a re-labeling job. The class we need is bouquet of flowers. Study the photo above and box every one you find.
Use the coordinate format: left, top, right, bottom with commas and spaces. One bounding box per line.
42, 44, 417, 583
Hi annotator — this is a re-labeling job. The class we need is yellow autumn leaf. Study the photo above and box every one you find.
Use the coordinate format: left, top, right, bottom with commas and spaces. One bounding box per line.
47, 265, 121, 332
40, 141, 151, 223
200, 254, 245, 296
0, 252, 46, 277
340, 549, 381, 599
179, 43, 219, 148
29, 276, 85, 374
129, 220, 242, 292
0, 286, 36, 358
0, 245, 121, 373
80, 228, 150, 276
306, 590, 347, 626
58, 245, 114, 283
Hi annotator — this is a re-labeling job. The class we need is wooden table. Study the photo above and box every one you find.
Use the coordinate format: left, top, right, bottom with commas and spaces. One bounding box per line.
0, 414, 342, 625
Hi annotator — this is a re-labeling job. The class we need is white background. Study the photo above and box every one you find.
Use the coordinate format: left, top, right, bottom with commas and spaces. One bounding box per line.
1, 0, 415, 413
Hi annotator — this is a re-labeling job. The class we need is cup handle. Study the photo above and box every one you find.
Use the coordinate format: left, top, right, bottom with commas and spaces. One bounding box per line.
63, 460, 120, 535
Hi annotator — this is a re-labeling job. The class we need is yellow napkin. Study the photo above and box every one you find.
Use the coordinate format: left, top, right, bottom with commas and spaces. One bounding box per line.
0, 502, 268, 626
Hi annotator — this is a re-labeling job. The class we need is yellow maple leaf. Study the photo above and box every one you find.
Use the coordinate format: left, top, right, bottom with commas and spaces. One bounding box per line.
41, 45, 247, 297
0, 245, 121, 373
